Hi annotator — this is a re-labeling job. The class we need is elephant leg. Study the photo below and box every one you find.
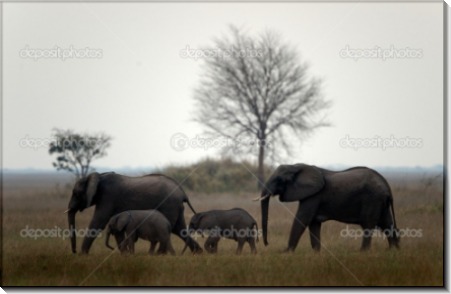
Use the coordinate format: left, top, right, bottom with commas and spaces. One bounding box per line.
236, 238, 245, 255
286, 201, 317, 252
204, 236, 220, 254
172, 213, 203, 254
211, 241, 218, 253
360, 201, 382, 251
248, 237, 257, 254
157, 239, 176, 256
121, 231, 135, 254
309, 221, 322, 251
378, 209, 400, 249
119, 237, 129, 254
360, 226, 373, 251
388, 229, 400, 249
114, 233, 125, 251
127, 235, 135, 254
157, 243, 166, 255
149, 241, 157, 255
81, 210, 111, 254
203, 241, 210, 253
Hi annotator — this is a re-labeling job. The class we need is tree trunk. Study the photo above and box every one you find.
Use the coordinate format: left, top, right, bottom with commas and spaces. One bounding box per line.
257, 137, 265, 190
258, 131, 269, 245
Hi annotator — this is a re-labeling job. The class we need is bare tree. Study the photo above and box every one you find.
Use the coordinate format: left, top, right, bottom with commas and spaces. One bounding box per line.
49, 128, 112, 180
193, 26, 330, 188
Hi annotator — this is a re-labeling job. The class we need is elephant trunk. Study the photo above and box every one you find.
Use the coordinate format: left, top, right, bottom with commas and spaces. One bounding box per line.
105, 227, 114, 250
261, 194, 270, 246
68, 210, 77, 254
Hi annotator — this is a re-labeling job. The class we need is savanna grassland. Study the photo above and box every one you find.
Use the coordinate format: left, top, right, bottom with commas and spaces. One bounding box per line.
2, 170, 444, 286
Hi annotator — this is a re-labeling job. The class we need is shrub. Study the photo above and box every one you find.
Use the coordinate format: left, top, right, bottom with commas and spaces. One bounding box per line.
159, 158, 274, 194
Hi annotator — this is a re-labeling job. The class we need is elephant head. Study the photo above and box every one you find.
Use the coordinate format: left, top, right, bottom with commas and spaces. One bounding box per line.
260, 164, 325, 246
190, 212, 220, 233
66, 172, 100, 253
105, 212, 131, 250
189, 213, 208, 232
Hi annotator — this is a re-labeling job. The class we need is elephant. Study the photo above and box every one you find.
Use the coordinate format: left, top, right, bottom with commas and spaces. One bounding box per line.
257, 164, 400, 252
182, 208, 258, 254
65, 172, 202, 254
105, 210, 175, 255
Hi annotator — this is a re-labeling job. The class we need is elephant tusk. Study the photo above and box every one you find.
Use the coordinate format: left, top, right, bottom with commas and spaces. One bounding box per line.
253, 195, 270, 201
63, 209, 70, 214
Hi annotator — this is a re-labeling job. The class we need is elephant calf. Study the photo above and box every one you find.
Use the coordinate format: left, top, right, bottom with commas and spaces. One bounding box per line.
105, 210, 175, 255
184, 208, 259, 254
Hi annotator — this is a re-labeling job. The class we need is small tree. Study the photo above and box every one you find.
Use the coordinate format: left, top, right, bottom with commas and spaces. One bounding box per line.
193, 26, 330, 188
49, 129, 112, 180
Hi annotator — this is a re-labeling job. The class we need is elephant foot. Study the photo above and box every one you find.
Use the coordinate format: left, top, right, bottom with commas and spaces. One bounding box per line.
190, 243, 204, 255
389, 243, 400, 250
192, 248, 204, 255
281, 247, 295, 253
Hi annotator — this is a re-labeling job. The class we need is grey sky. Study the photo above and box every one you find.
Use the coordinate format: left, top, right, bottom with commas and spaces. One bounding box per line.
3, 2, 443, 170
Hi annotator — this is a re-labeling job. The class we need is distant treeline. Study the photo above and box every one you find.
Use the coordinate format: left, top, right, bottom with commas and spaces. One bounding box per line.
159, 158, 275, 194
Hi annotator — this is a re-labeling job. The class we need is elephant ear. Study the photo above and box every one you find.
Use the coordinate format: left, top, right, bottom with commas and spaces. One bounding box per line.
85, 172, 100, 207
191, 213, 205, 230
280, 164, 325, 202
115, 213, 130, 232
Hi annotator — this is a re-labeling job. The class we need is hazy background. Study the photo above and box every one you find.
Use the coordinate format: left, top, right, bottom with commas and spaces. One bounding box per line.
3, 2, 443, 171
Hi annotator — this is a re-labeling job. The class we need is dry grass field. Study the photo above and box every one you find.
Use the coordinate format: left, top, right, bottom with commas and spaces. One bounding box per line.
2, 171, 444, 286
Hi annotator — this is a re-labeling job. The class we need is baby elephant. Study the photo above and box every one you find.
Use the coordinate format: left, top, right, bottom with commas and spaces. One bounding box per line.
184, 208, 258, 254
105, 210, 175, 255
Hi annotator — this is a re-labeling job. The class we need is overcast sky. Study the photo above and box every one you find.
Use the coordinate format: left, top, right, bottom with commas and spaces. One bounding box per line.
3, 2, 443, 171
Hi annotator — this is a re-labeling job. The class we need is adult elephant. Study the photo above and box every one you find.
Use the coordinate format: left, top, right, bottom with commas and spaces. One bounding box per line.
257, 164, 399, 252
65, 172, 202, 254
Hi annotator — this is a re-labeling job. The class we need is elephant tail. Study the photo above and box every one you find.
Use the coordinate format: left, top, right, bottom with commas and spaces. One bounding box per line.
166, 175, 197, 214
184, 198, 197, 214
389, 197, 397, 229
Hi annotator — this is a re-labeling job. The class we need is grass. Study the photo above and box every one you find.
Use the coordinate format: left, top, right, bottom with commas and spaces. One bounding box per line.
2, 172, 444, 286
